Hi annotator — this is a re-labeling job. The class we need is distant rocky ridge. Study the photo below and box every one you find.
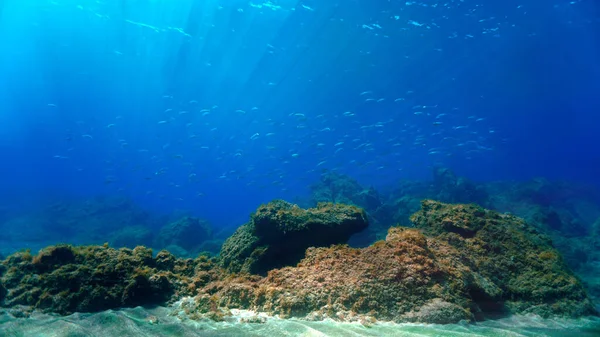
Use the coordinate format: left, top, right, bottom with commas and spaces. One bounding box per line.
0, 197, 222, 258
0, 200, 596, 324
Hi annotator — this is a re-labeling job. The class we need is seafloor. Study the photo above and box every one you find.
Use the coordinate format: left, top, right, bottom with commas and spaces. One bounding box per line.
1, 307, 600, 337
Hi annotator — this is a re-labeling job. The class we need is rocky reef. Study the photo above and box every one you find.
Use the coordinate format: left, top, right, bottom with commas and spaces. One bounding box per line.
307, 170, 600, 306
483, 179, 600, 304
1, 200, 596, 324
219, 200, 368, 275
411, 200, 595, 318
0, 245, 214, 315
185, 200, 596, 323
309, 169, 490, 247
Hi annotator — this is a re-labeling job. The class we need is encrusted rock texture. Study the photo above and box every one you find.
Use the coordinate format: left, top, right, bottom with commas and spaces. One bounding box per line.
0, 245, 217, 315
0, 200, 597, 324
191, 200, 597, 323
219, 200, 368, 275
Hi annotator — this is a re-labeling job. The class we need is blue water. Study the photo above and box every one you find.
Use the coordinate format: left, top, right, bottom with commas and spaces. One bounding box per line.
0, 0, 598, 230
1, 2, 600, 336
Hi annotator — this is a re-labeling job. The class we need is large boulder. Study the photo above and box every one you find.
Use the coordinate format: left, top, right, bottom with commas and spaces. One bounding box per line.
410, 200, 597, 319
219, 200, 368, 275
310, 173, 392, 247
193, 200, 597, 323
0, 245, 205, 314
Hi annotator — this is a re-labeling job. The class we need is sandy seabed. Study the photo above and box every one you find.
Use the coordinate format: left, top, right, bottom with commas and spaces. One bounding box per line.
1, 306, 599, 337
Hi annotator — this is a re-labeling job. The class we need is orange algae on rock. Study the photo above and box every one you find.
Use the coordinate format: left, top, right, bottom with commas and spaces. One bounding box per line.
189, 226, 469, 323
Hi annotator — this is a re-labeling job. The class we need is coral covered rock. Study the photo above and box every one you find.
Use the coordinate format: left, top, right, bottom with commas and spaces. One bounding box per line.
219, 200, 368, 275
0, 200, 596, 325
320, 168, 489, 247
309, 173, 391, 246
194, 201, 596, 323
0, 244, 204, 315
196, 228, 473, 323
410, 200, 596, 318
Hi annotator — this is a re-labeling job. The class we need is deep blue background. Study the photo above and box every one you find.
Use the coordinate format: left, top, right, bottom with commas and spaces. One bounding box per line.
0, 0, 598, 227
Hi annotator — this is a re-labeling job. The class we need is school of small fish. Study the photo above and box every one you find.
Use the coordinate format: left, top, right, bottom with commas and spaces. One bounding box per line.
38, 0, 587, 205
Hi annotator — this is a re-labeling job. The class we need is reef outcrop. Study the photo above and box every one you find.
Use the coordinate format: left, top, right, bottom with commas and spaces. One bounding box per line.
0, 245, 211, 315
219, 200, 368, 275
410, 200, 595, 318
0, 200, 596, 323
309, 169, 489, 247
187, 200, 596, 323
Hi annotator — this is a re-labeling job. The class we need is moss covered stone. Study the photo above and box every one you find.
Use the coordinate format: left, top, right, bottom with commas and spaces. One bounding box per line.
0, 244, 200, 314
219, 200, 368, 275
410, 200, 596, 319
